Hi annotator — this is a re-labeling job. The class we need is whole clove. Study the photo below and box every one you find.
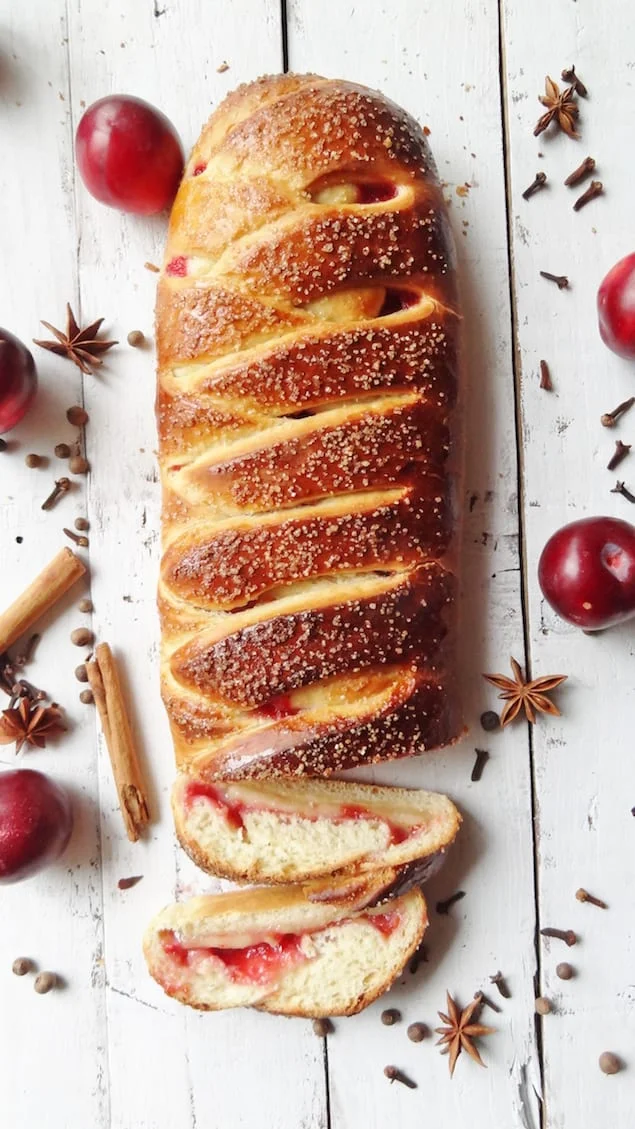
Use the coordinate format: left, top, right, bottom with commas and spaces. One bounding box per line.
41, 477, 71, 511
489, 971, 511, 998
436, 891, 466, 915
540, 270, 569, 290
63, 527, 89, 548
540, 927, 577, 946
522, 172, 547, 200
564, 156, 595, 187
474, 990, 501, 1014
471, 748, 490, 782
561, 65, 588, 98
576, 887, 607, 909
539, 360, 553, 390
573, 180, 603, 212
607, 440, 631, 471
611, 480, 635, 504
384, 1066, 417, 1089
601, 398, 635, 427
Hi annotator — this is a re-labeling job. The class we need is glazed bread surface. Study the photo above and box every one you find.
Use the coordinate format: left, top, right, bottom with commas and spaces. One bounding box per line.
173, 774, 461, 885
144, 870, 427, 1016
157, 73, 462, 779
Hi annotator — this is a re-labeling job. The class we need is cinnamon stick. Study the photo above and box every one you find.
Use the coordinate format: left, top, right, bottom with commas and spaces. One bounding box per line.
87, 643, 150, 842
0, 547, 86, 653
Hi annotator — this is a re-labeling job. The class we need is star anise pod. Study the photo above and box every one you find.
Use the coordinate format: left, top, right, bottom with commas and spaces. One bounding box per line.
435, 993, 495, 1077
0, 697, 65, 754
534, 76, 579, 138
34, 304, 117, 375
483, 658, 567, 727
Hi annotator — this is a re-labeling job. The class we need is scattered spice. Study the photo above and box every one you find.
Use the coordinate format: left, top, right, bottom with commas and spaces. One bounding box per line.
409, 941, 428, 974
599, 1052, 622, 1075
474, 990, 501, 1014
79, 689, 94, 705
63, 528, 88, 548
0, 438, 7, 452
611, 480, 635, 504
126, 330, 145, 347
561, 65, 587, 98
407, 1022, 428, 1042
25, 453, 42, 468
381, 1008, 401, 1026
607, 440, 631, 471
576, 887, 607, 909
539, 360, 553, 390
69, 455, 89, 476
435, 993, 495, 1077
541, 927, 577, 946
556, 962, 574, 980
436, 890, 466, 915
540, 270, 569, 290
216, 61, 229, 73
489, 971, 511, 999
75, 517, 89, 532
54, 443, 71, 459
601, 398, 635, 427
480, 710, 500, 732
522, 171, 547, 200
144, 261, 160, 273
71, 628, 93, 647
66, 406, 88, 427
41, 477, 71, 511
34, 305, 117, 375
534, 77, 579, 138
12, 957, 33, 976
117, 875, 143, 890
75, 664, 88, 683
312, 1018, 333, 1037
0, 698, 65, 753
471, 748, 489, 782
34, 971, 57, 994
564, 156, 595, 187
78, 598, 93, 613
15, 634, 40, 666
573, 181, 603, 211
483, 658, 567, 726
535, 996, 552, 1015
383, 1065, 417, 1089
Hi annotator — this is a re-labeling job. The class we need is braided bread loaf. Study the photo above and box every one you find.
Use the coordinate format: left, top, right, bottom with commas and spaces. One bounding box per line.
157, 74, 462, 781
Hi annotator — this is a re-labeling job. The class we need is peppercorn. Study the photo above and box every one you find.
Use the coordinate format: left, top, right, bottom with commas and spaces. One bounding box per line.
69, 455, 89, 475
25, 453, 42, 468
34, 971, 57, 994
407, 1022, 428, 1042
535, 997, 552, 1015
312, 1018, 333, 1036
480, 710, 500, 732
556, 962, 574, 980
381, 1008, 401, 1026
55, 443, 71, 458
79, 689, 94, 704
71, 627, 93, 647
599, 1052, 622, 1075
74, 517, 89, 531
12, 957, 34, 976
127, 330, 145, 347
66, 406, 88, 426
78, 598, 93, 612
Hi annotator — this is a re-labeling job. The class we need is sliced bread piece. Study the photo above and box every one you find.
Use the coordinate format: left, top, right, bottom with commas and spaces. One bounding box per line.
144, 869, 426, 1016
172, 774, 461, 885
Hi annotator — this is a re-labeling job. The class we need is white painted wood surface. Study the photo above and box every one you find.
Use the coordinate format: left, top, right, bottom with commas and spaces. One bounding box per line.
0, 1, 632, 1126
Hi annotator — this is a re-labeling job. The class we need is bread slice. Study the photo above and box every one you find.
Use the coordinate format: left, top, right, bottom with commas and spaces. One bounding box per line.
173, 774, 461, 885
144, 869, 427, 1016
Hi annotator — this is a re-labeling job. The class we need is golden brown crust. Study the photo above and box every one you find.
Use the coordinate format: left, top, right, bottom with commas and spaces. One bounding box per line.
157, 74, 461, 778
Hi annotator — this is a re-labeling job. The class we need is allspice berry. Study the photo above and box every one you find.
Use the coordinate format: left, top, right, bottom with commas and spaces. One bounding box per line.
599, 1052, 622, 1075
12, 957, 34, 976
79, 689, 94, 704
312, 1018, 333, 1037
127, 330, 145, 347
381, 1008, 401, 1026
69, 455, 89, 475
75, 664, 88, 683
74, 517, 89, 531
55, 443, 71, 459
480, 710, 500, 732
25, 453, 42, 468
535, 997, 552, 1015
34, 971, 57, 994
407, 1022, 428, 1042
71, 627, 93, 647
66, 406, 88, 426
78, 598, 93, 613
556, 962, 574, 980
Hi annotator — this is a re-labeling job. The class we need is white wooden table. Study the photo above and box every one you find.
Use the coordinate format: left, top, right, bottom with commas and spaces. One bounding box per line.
1, 2, 634, 1126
